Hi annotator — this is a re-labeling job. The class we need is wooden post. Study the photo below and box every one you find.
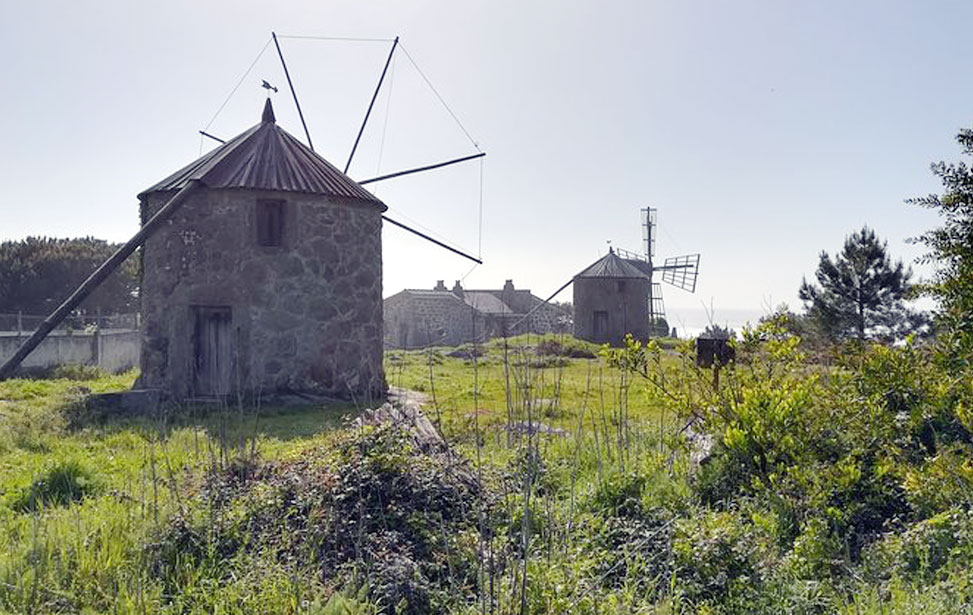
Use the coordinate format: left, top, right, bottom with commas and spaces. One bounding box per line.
0, 181, 201, 380
92, 327, 101, 369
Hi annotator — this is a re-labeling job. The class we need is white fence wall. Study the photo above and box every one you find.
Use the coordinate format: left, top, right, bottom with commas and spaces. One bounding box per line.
0, 330, 140, 373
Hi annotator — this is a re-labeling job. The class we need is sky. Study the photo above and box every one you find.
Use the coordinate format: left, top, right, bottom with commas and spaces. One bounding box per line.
2, 1, 972, 334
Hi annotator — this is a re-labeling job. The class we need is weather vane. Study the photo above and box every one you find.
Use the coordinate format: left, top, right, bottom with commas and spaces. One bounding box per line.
261, 80, 279, 95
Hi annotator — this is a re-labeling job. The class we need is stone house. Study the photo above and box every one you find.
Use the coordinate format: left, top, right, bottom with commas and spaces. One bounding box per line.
137, 99, 386, 401
384, 279, 568, 349
573, 249, 651, 345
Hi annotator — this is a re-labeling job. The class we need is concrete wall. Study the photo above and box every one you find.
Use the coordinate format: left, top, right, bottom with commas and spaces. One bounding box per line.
573, 277, 650, 345
0, 330, 140, 372
139, 187, 385, 401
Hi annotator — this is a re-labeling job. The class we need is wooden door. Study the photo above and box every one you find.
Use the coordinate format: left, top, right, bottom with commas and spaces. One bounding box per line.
593, 310, 609, 339
193, 306, 233, 397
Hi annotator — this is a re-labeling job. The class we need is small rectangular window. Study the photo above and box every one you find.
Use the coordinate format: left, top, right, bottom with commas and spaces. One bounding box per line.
617, 280, 627, 293
256, 200, 284, 247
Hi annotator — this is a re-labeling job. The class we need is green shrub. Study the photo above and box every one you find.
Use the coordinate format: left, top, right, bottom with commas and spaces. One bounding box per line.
588, 472, 646, 518
11, 459, 101, 512
151, 423, 491, 615
589, 507, 675, 596
672, 509, 771, 606
534, 339, 596, 359
48, 363, 109, 381
862, 509, 973, 585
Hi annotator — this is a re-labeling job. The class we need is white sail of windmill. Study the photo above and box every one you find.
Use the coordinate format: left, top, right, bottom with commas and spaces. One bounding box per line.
615, 208, 700, 336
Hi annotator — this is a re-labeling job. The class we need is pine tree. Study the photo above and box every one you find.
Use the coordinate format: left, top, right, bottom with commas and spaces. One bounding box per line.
910, 127, 973, 365
799, 226, 918, 342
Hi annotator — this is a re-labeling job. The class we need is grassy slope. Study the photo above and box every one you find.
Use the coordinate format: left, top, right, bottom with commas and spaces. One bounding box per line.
0, 334, 675, 613
0, 333, 968, 614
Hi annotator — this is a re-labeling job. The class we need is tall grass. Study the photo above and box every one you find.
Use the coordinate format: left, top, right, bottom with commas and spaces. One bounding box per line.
1, 331, 970, 613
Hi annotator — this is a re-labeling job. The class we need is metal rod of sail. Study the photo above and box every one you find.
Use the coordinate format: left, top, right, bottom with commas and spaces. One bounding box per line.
345, 36, 399, 174
199, 130, 226, 144
358, 152, 486, 186
272, 32, 314, 152
0, 181, 201, 381
382, 215, 482, 264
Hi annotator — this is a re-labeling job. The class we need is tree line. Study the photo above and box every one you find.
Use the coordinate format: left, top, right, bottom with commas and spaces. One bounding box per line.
0, 237, 137, 316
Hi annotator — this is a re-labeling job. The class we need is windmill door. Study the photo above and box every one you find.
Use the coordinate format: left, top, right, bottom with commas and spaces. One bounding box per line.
193, 306, 233, 397
593, 311, 609, 340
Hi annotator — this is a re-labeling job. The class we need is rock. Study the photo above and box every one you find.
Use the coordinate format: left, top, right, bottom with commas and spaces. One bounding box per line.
358, 388, 445, 454
86, 389, 161, 418
685, 421, 714, 470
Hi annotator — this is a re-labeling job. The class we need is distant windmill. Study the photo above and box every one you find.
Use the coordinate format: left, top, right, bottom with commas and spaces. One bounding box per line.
615, 208, 699, 336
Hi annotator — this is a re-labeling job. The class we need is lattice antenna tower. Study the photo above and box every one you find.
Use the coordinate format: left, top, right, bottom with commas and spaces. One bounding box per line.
616, 207, 700, 336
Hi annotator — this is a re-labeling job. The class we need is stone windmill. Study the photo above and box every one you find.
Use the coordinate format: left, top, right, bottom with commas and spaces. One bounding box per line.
0, 35, 486, 399
136, 99, 388, 400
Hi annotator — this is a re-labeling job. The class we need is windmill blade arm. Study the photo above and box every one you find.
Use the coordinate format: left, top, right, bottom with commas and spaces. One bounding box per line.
382, 215, 482, 264
358, 152, 485, 186
345, 36, 399, 174
654, 263, 695, 270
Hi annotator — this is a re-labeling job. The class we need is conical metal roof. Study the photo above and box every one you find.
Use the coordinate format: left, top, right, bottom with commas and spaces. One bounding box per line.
139, 99, 386, 210
574, 249, 648, 279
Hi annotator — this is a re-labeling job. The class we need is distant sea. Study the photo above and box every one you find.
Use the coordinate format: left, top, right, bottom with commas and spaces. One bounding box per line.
664, 307, 770, 339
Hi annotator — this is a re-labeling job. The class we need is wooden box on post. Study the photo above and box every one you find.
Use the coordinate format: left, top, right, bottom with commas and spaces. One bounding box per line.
696, 337, 735, 368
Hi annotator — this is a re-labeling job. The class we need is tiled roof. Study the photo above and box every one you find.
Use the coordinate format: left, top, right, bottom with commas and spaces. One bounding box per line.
401, 289, 465, 300
462, 291, 513, 315
140, 99, 385, 209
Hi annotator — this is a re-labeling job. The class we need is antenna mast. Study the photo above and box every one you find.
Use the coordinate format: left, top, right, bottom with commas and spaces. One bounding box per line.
616, 207, 698, 337
644, 208, 654, 326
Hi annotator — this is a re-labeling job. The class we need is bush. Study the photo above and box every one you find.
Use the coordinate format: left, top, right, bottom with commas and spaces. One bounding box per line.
672, 509, 770, 606
590, 508, 675, 596
150, 423, 492, 615
48, 364, 109, 381
862, 509, 971, 585
12, 459, 101, 511
588, 472, 647, 518
534, 338, 596, 359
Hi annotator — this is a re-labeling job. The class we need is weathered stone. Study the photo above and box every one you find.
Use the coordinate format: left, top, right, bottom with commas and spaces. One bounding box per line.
240, 260, 270, 284
263, 309, 302, 332
573, 252, 651, 345
140, 186, 387, 401
384, 280, 570, 349
87, 389, 161, 418
281, 255, 305, 277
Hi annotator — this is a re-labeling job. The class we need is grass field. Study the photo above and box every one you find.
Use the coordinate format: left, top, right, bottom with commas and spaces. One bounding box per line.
1, 330, 972, 614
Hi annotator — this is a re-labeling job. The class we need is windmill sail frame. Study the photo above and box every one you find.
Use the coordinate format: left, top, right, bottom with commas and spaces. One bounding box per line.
660, 253, 700, 293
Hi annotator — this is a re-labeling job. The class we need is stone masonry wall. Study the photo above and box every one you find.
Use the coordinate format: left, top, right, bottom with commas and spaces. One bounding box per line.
383, 292, 473, 349
573, 277, 650, 345
139, 187, 384, 401
383, 290, 569, 349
